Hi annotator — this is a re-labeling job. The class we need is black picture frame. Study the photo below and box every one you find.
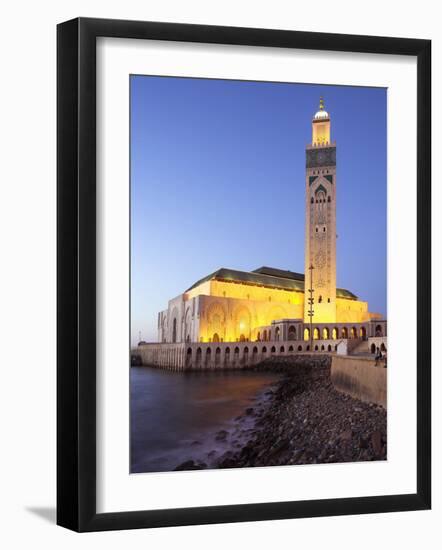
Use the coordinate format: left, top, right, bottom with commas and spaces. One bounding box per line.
57, 17, 431, 532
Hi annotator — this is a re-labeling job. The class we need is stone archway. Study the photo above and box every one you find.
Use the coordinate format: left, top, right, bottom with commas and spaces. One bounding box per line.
172, 318, 177, 343
233, 305, 252, 342
170, 307, 179, 343
184, 307, 192, 343
207, 302, 226, 343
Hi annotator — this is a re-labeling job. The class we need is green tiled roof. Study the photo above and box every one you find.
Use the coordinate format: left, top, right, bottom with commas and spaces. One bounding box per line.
185, 266, 358, 300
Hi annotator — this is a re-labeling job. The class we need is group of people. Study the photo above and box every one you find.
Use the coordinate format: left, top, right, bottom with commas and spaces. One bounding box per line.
375, 348, 387, 367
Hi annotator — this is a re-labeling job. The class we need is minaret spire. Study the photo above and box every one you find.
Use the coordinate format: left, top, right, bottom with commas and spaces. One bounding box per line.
311, 96, 331, 145
304, 100, 337, 324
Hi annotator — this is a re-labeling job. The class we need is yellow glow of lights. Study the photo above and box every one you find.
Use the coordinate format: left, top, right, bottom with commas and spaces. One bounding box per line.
312, 121, 331, 146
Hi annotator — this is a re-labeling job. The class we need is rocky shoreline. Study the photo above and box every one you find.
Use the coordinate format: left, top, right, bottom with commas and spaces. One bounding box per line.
175, 355, 387, 471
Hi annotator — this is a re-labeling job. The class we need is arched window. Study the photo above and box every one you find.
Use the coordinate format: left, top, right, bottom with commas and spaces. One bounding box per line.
360, 326, 367, 339
314, 345, 319, 351
370, 343, 376, 354
341, 327, 348, 339
172, 318, 177, 343
327, 344, 332, 352
322, 327, 329, 340
351, 327, 357, 339
275, 327, 280, 341
332, 327, 338, 340
215, 347, 221, 366
375, 324, 383, 337
288, 325, 296, 340
271, 346, 276, 354
298, 345, 303, 352
288, 345, 294, 352
304, 328, 310, 341
196, 348, 202, 366
313, 327, 320, 340
212, 333, 220, 343
280, 346, 285, 353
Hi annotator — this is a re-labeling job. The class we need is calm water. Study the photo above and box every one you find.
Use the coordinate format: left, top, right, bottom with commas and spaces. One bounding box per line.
130, 367, 279, 473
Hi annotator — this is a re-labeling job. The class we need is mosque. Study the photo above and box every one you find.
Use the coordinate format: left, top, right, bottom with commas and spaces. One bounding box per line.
154, 99, 386, 350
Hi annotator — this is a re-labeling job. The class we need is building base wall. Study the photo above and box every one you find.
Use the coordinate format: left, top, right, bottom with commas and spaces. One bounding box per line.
133, 339, 348, 371
331, 355, 387, 407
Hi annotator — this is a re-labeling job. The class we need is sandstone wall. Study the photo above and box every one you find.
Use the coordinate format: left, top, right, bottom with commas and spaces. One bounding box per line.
331, 355, 386, 407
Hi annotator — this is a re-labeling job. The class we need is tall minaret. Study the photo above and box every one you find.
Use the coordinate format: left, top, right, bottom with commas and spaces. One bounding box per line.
304, 98, 337, 324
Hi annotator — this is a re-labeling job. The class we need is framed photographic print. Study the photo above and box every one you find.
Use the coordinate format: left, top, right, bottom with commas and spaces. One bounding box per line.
57, 17, 431, 531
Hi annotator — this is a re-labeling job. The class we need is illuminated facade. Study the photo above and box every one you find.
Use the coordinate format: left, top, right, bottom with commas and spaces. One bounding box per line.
156, 100, 385, 345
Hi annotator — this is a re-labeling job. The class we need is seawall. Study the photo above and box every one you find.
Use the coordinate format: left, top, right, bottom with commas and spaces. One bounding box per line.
331, 355, 387, 407
131, 340, 343, 371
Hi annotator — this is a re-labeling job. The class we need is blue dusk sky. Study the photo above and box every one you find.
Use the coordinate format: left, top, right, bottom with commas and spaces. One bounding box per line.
131, 75, 387, 344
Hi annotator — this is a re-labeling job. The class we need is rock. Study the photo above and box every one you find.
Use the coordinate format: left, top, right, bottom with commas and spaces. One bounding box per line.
202, 358, 387, 469
215, 429, 228, 441
339, 429, 353, 442
174, 460, 207, 471
268, 438, 290, 457
371, 430, 382, 455
292, 449, 305, 462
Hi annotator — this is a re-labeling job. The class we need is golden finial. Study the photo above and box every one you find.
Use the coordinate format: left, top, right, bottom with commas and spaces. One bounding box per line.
319, 96, 324, 111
